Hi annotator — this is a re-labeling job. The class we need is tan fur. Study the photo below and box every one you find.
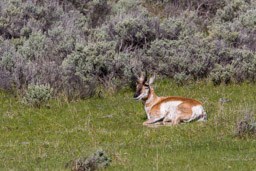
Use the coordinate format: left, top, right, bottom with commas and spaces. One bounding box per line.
145, 89, 199, 118
134, 74, 206, 126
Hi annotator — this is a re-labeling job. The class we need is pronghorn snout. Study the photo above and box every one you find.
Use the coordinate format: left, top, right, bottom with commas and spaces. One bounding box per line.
133, 91, 140, 99
133, 93, 138, 98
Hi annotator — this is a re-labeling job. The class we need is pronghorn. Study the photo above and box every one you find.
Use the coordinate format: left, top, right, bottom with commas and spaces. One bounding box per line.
133, 73, 207, 126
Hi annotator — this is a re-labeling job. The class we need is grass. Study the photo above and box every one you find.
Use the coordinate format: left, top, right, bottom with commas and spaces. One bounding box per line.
1, 79, 256, 170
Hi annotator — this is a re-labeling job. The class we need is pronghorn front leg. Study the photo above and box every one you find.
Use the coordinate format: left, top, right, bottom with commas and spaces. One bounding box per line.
143, 117, 164, 126
162, 114, 181, 126
171, 116, 182, 125
162, 112, 172, 125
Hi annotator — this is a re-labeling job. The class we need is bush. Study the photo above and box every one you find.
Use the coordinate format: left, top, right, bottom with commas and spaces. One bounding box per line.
145, 32, 214, 83
0, 40, 18, 90
0, 40, 17, 73
62, 41, 127, 95
231, 50, 256, 83
88, 0, 111, 28
211, 0, 256, 51
216, 0, 249, 22
173, 72, 192, 85
22, 84, 53, 107
159, 17, 183, 40
18, 31, 50, 61
0, 0, 64, 39
66, 150, 111, 171
234, 110, 256, 138
0, 0, 256, 98
210, 64, 233, 85
108, 12, 158, 51
143, 0, 225, 18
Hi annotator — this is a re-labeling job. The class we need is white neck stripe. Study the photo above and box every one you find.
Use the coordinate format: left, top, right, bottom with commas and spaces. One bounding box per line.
145, 94, 153, 104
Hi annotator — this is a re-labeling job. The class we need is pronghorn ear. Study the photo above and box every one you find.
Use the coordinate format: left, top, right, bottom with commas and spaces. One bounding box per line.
149, 74, 155, 85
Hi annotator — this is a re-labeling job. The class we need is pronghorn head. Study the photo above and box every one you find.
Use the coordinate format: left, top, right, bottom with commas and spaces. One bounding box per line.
133, 72, 155, 100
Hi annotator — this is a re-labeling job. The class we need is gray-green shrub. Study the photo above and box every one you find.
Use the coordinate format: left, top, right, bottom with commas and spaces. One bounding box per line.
234, 109, 256, 138
63, 41, 126, 89
0, 0, 256, 98
110, 15, 158, 51
22, 84, 53, 107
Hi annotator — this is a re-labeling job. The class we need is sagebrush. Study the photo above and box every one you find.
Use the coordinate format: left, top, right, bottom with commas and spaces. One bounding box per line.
0, 0, 256, 98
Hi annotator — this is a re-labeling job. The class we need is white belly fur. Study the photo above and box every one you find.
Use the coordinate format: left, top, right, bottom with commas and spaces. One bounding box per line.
160, 101, 182, 121
161, 102, 205, 122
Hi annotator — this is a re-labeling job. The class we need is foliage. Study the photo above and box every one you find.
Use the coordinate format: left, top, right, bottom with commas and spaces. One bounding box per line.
63, 41, 125, 89
0, 40, 17, 73
18, 31, 50, 61
111, 16, 157, 50
22, 84, 53, 107
234, 109, 256, 138
145, 32, 213, 81
68, 150, 111, 171
0, 0, 256, 98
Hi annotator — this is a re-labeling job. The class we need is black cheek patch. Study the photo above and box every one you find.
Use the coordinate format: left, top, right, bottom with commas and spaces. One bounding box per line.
134, 87, 142, 98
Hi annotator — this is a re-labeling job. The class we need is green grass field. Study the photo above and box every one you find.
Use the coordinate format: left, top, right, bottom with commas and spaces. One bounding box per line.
1, 80, 256, 170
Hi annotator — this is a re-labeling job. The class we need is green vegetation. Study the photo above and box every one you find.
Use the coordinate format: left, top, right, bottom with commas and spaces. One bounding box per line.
1, 80, 256, 170
0, 0, 256, 169
22, 84, 53, 107
1, 0, 256, 98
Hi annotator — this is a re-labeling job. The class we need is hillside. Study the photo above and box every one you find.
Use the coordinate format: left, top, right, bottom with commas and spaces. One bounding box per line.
0, 0, 256, 97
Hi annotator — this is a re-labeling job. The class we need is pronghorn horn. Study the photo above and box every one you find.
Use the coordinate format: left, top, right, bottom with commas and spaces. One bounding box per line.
139, 72, 144, 82
143, 71, 148, 83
